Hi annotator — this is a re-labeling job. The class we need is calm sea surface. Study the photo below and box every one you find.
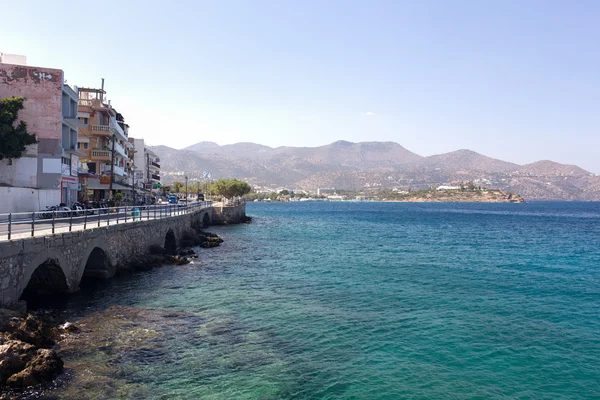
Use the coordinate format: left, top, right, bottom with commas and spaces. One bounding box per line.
48, 202, 600, 399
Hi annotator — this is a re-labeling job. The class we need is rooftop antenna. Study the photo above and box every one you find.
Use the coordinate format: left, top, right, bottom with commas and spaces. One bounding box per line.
101, 78, 105, 102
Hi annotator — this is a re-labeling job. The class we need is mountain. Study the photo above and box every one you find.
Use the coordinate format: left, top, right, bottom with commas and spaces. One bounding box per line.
153, 141, 600, 201
518, 160, 590, 176
420, 149, 519, 173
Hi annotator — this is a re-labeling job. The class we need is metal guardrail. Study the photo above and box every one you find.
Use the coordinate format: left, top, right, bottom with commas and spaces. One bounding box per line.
0, 201, 213, 241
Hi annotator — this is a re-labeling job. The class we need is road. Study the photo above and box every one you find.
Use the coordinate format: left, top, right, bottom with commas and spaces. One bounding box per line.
0, 203, 211, 240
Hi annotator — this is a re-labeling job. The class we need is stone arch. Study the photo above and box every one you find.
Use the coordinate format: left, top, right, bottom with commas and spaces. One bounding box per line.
202, 212, 212, 227
79, 237, 115, 280
164, 229, 177, 255
19, 250, 70, 301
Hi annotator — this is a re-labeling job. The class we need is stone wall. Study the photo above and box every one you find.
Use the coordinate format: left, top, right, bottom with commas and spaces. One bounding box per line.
0, 208, 212, 307
211, 202, 246, 224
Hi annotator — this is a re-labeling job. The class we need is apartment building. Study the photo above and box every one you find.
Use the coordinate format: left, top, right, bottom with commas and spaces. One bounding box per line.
129, 138, 161, 193
76, 86, 132, 199
0, 54, 82, 212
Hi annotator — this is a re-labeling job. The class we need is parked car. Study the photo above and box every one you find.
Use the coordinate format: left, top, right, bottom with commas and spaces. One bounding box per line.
177, 199, 189, 207
168, 195, 178, 204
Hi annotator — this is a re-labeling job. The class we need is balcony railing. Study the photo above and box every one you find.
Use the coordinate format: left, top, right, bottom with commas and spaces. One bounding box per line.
151, 174, 160, 181
113, 165, 125, 176
91, 125, 111, 135
151, 161, 160, 168
91, 150, 111, 160
110, 118, 127, 141
113, 141, 128, 159
79, 99, 93, 107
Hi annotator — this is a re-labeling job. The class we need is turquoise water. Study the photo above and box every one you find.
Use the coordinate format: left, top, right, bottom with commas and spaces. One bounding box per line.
54, 202, 600, 399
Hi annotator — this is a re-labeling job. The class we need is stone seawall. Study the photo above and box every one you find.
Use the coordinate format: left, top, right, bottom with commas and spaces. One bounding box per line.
211, 202, 247, 224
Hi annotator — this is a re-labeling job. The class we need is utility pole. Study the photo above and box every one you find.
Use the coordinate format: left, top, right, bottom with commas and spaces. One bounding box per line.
108, 133, 115, 198
185, 176, 188, 202
131, 162, 136, 206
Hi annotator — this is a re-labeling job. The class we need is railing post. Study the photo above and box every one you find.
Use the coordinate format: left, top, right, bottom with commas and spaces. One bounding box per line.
97, 209, 101, 227
69, 211, 73, 232
125, 207, 128, 223
84, 212, 87, 230
52, 211, 55, 234
31, 212, 35, 237
116, 207, 119, 224
107, 208, 110, 226
8, 213, 12, 240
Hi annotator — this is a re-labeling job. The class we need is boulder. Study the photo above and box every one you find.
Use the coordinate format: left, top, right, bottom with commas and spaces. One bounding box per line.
6, 348, 63, 388
0, 340, 36, 385
9, 315, 57, 348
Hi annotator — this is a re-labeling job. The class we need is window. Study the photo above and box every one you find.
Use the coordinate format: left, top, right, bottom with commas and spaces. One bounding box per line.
84, 143, 88, 150
77, 143, 81, 149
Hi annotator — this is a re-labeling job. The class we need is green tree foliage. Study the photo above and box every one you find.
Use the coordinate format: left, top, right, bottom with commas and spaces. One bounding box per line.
0, 97, 38, 160
209, 178, 251, 199
172, 181, 184, 193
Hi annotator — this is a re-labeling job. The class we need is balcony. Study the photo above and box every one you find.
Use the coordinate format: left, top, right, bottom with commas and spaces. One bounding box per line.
151, 174, 160, 182
110, 118, 127, 141
91, 150, 111, 161
113, 165, 125, 176
113, 141, 129, 159
91, 124, 111, 136
151, 161, 160, 169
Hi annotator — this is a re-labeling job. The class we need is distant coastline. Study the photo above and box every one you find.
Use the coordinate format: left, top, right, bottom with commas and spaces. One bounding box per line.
250, 189, 526, 203
381, 189, 525, 203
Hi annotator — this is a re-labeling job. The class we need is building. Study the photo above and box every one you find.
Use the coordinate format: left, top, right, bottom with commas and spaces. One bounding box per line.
76, 85, 132, 200
317, 188, 336, 196
129, 138, 161, 200
0, 54, 83, 212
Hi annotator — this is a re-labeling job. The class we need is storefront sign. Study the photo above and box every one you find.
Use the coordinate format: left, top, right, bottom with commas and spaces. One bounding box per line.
71, 155, 79, 177
100, 175, 111, 184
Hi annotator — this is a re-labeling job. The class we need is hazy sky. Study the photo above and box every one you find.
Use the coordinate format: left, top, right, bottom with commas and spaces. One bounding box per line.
1, 0, 598, 172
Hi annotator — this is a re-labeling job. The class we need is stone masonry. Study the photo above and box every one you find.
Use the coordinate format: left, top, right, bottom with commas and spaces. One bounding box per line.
0, 208, 213, 307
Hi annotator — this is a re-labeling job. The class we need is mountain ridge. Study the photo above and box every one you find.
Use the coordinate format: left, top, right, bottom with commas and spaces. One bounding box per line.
154, 140, 598, 200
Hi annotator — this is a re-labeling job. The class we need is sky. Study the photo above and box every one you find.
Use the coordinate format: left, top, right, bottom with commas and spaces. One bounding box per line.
1, 0, 599, 172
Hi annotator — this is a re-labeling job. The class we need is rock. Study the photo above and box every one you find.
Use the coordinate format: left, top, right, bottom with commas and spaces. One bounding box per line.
59, 322, 80, 333
0, 309, 23, 333
149, 244, 167, 255
6, 348, 63, 388
9, 315, 57, 348
0, 340, 36, 385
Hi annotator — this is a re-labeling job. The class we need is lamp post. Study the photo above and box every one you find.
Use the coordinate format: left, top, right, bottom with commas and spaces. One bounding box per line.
185, 176, 188, 203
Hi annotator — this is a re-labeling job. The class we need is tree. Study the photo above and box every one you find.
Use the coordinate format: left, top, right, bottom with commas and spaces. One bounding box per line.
209, 179, 251, 199
172, 181, 184, 193
0, 97, 38, 160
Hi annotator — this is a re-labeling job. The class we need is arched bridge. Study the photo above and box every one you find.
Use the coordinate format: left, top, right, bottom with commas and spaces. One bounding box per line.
0, 205, 214, 307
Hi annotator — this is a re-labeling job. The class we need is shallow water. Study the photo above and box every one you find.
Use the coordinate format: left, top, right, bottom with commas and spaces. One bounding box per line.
40, 202, 600, 399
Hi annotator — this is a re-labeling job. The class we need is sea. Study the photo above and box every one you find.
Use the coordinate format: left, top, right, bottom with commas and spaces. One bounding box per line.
38, 201, 600, 399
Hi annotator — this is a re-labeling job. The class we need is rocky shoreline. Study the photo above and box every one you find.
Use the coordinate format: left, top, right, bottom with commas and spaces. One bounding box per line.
0, 228, 225, 398
387, 189, 526, 203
